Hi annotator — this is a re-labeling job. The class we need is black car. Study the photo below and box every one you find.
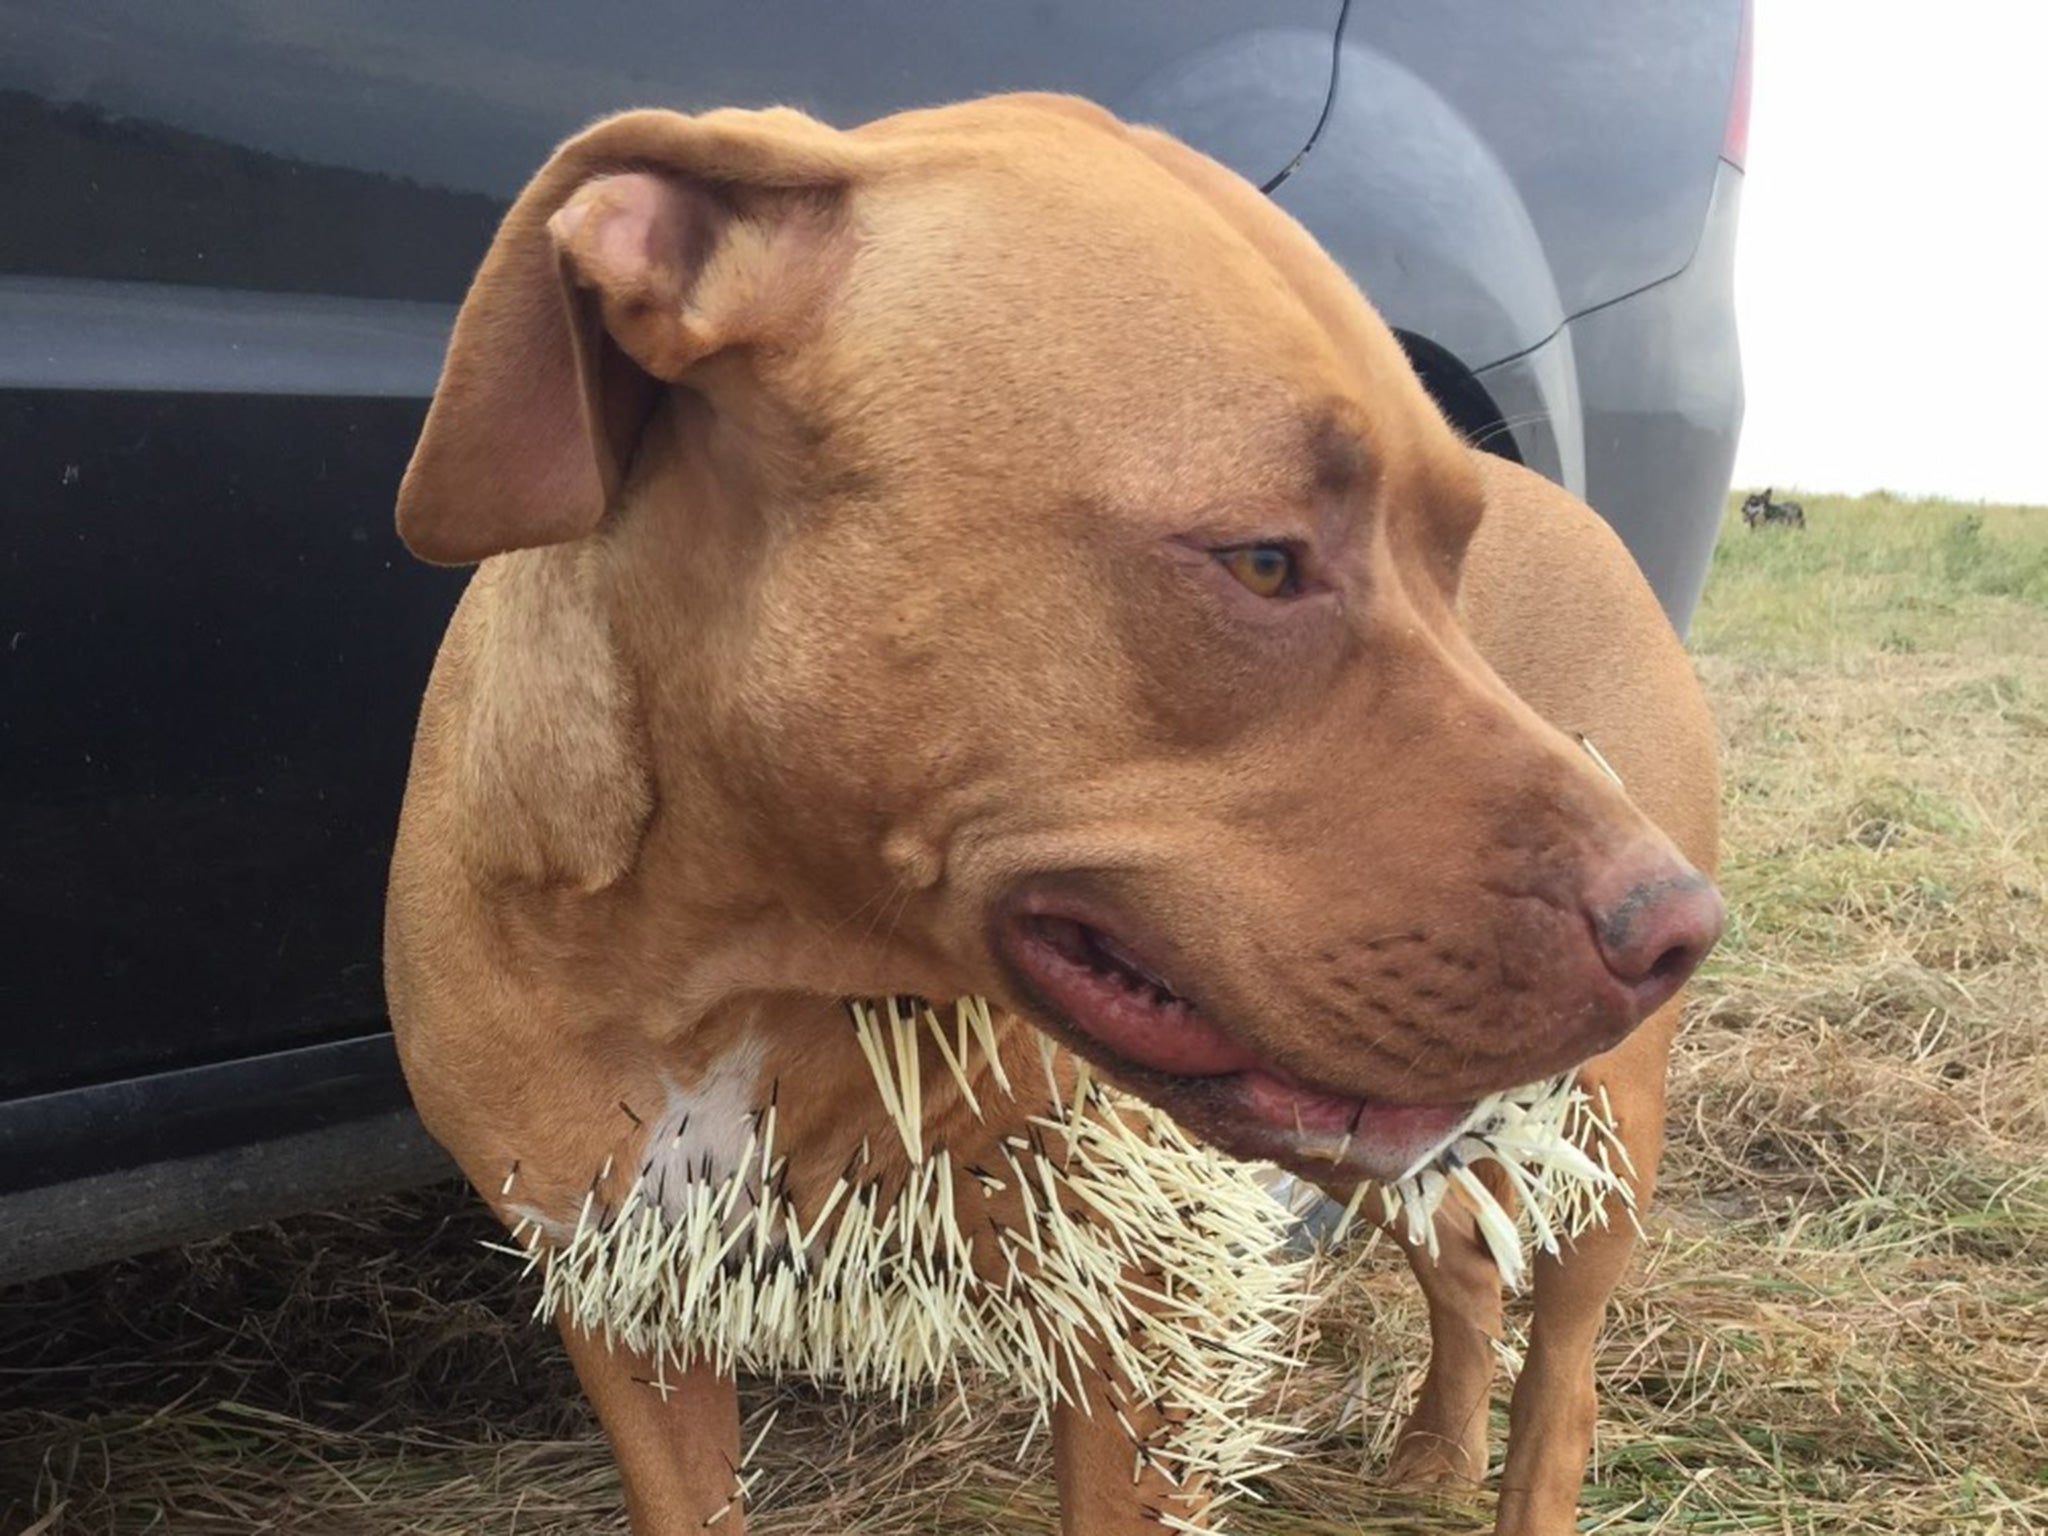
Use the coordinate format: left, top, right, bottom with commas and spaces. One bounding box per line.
1, 0, 1746, 1282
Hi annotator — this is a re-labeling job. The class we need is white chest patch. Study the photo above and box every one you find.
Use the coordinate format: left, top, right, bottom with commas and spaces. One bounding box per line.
633, 1039, 768, 1224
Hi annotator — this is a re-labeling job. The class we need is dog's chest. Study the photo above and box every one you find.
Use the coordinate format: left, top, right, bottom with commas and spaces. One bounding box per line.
632, 1039, 771, 1223
504, 1002, 1309, 1513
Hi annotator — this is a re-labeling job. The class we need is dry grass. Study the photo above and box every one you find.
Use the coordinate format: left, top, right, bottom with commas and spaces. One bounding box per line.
5, 492, 2044, 1534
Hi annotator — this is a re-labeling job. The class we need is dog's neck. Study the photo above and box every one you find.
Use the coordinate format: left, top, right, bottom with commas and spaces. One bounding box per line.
457, 524, 962, 1045
423, 400, 1011, 1218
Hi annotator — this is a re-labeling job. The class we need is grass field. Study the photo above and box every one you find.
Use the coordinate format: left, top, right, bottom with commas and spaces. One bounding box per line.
4, 493, 2044, 1534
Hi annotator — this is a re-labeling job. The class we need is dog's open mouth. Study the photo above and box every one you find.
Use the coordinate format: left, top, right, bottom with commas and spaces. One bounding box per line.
1000, 909, 1480, 1182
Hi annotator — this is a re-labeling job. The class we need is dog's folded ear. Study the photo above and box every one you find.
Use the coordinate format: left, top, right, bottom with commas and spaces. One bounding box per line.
397, 108, 865, 566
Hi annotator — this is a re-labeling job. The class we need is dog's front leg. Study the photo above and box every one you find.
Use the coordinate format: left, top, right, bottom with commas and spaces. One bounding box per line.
557, 1321, 746, 1535
1494, 1006, 1676, 1536
1053, 1384, 1210, 1535
1384, 1195, 1506, 1489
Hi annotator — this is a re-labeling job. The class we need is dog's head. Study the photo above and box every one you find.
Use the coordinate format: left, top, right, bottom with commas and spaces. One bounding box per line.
398, 98, 1720, 1181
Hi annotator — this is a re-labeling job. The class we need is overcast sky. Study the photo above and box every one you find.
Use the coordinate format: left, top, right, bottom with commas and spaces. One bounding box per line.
1733, 0, 2047, 506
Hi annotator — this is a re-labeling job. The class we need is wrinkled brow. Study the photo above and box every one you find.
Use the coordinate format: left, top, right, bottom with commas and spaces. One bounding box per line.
1304, 406, 1370, 499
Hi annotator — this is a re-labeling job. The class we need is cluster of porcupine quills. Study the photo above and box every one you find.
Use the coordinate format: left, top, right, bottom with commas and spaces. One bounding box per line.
495, 993, 1632, 1530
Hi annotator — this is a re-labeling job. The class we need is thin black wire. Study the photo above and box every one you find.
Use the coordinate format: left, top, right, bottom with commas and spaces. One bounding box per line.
1259, 0, 1356, 197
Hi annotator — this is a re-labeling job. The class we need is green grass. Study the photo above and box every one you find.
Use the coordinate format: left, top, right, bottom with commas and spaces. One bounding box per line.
1592, 492, 2047, 1531
3, 492, 2044, 1534
1696, 492, 2048, 661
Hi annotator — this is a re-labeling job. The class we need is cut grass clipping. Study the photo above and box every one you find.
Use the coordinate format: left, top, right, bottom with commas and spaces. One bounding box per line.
4, 490, 2045, 1533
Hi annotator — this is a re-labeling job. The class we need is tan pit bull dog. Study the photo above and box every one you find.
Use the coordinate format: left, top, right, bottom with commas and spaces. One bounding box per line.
385, 94, 1722, 1536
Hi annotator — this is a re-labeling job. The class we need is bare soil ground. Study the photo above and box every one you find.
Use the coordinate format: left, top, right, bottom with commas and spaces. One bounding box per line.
5, 494, 2043, 1534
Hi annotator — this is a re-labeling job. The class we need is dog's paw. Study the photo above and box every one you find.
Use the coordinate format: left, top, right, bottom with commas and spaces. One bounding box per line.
1386, 1423, 1487, 1489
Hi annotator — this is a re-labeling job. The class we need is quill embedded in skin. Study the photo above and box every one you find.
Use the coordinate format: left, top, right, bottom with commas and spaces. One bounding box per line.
1282, 1073, 1636, 1290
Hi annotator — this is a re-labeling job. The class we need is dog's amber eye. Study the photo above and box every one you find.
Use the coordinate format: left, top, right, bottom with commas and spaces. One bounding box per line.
1216, 543, 1299, 599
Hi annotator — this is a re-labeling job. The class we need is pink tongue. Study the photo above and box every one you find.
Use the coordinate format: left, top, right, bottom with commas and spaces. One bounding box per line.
1239, 1071, 1471, 1143
1012, 915, 1475, 1147
1239, 1071, 1362, 1134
